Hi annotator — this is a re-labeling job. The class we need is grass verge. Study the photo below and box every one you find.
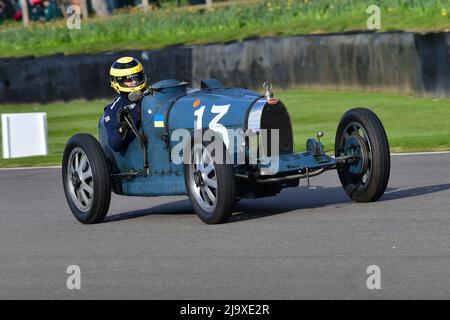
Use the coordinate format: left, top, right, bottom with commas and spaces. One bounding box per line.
0, 89, 449, 168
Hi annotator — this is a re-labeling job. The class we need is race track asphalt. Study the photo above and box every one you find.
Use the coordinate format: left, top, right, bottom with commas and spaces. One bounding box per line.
0, 153, 449, 299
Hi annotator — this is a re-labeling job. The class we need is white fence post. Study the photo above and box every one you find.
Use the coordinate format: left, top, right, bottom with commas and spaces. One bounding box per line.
1, 113, 48, 159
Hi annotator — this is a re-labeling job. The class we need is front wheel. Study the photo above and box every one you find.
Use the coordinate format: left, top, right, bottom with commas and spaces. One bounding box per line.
62, 133, 111, 224
335, 108, 390, 202
184, 140, 235, 224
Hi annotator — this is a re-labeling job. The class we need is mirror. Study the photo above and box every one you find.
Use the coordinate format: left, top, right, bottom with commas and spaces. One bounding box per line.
128, 90, 143, 102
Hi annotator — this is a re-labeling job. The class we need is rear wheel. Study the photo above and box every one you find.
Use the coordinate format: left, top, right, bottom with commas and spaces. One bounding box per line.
335, 108, 390, 202
62, 133, 111, 224
184, 140, 235, 224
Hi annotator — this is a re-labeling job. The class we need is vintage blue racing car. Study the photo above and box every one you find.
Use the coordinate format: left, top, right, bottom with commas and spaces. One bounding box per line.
62, 79, 390, 224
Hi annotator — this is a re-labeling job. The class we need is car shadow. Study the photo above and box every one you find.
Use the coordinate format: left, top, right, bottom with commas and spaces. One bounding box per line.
381, 183, 450, 200
103, 183, 450, 224
228, 183, 450, 223
103, 198, 194, 223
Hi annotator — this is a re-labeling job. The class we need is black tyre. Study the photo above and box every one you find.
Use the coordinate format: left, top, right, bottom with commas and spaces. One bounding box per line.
62, 133, 111, 224
335, 108, 390, 202
184, 139, 235, 224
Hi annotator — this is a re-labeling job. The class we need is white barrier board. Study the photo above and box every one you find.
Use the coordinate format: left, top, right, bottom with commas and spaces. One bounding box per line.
1, 113, 48, 159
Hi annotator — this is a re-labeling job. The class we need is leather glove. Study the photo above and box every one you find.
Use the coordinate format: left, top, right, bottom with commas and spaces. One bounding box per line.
117, 125, 128, 140
116, 107, 131, 126
116, 107, 131, 140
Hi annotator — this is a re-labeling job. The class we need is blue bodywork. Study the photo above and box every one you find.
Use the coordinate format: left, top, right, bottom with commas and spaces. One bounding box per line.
98, 79, 337, 197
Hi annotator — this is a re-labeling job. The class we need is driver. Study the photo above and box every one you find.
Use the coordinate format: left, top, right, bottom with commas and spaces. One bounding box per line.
104, 57, 148, 153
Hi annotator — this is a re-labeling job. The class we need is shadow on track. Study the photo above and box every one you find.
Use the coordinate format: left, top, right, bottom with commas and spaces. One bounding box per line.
104, 183, 450, 224
104, 199, 194, 223
230, 183, 450, 223
382, 183, 450, 200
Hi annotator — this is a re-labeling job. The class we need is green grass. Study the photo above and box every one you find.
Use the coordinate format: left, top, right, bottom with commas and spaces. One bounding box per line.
0, 101, 104, 167
0, 0, 449, 58
1, 89, 449, 168
278, 90, 450, 154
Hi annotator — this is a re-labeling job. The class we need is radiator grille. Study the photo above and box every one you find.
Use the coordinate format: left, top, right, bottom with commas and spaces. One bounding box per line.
260, 102, 293, 156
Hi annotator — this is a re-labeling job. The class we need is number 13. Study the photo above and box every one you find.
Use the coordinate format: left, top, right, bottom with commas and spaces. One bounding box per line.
194, 104, 230, 148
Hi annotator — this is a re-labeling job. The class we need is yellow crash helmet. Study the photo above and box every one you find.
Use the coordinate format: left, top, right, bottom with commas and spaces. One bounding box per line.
109, 57, 147, 94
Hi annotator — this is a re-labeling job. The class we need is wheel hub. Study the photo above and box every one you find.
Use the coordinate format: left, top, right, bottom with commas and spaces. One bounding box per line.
189, 144, 219, 213
71, 172, 81, 189
67, 147, 94, 213
344, 134, 369, 176
193, 170, 204, 187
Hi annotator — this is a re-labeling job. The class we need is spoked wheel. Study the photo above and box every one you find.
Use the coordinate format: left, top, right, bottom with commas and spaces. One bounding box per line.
184, 140, 235, 224
335, 108, 390, 202
62, 133, 111, 224
67, 147, 94, 211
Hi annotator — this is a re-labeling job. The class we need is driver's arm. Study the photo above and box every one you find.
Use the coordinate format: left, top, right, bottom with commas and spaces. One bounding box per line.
104, 98, 131, 152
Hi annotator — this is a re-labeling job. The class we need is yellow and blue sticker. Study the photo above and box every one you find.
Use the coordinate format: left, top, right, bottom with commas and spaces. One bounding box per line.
154, 114, 165, 128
